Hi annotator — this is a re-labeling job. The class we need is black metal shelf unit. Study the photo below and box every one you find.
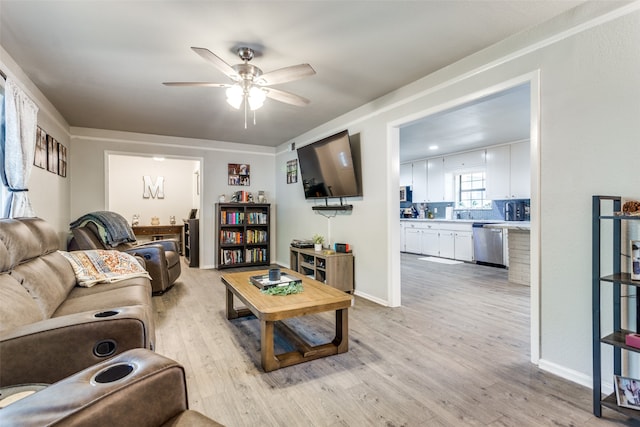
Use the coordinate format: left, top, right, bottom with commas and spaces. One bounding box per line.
592, 195, 640, 419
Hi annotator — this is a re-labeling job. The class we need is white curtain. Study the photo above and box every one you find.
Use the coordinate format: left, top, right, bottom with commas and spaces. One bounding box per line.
0, 78, 39, 218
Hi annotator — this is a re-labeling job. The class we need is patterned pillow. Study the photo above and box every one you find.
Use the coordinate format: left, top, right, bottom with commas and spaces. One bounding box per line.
59, 250, 151, 287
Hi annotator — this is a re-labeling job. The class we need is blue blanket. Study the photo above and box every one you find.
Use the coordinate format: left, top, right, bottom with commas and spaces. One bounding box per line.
70, 211, 137, 247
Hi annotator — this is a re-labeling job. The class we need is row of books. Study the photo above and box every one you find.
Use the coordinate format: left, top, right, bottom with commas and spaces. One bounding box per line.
246, 212, 268, 224
220, 210, 268, 225
246, 230, 268, 244
220, 230, 243, 244
246, 248, 268, 263
220, 211, 244, 225
220, 230, 268, 244
220, 248, 268, 265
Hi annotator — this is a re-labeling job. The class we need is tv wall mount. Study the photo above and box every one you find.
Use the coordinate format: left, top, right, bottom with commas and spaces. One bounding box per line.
311, 198, 353, 212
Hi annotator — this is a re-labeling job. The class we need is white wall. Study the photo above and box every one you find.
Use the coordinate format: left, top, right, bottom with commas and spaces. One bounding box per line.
3, 0, 639, 390
107, 154, 198, 226
69, 128, 276, 268
276, 2, 640, 386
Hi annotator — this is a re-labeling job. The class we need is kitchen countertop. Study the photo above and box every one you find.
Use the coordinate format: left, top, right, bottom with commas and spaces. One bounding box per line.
400, 218, 531, 230
483, 222, 531, 231
400, 218, 495, 224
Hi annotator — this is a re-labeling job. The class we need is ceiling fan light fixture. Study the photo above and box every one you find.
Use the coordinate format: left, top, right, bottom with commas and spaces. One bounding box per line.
248, 86, 266, 111
226, 84, 243, 109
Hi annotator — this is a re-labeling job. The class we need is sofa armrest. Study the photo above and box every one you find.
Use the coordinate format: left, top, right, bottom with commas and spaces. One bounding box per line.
0, 349, 192, 427
0, 306, 152, 387
124, 245, 169, 284
135, 239, 179, 253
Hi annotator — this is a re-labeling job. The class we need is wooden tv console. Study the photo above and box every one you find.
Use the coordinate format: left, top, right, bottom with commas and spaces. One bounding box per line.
289, 246, 354, 293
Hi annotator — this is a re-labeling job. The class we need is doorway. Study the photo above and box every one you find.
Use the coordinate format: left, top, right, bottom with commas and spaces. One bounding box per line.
105, 152, 203, 262
388, 72, 541, 363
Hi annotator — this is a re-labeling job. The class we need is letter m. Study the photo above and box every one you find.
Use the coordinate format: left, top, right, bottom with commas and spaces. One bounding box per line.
143, 176, 165, 199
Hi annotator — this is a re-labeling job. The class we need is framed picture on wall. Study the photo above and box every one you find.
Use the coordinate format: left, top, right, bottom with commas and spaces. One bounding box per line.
34, 126, 47, 169
286, 159, 298, 184
228, 163, 250, 186
57, 142, 67, 178
46, 135, 58, 174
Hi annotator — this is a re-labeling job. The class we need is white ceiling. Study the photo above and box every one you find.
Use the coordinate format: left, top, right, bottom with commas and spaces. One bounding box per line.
0, 1, 583, 147
399, 83, 531, 163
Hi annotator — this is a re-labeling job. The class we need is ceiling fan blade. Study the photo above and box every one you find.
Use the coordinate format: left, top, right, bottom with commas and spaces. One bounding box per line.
264, 87, 310, 107
163, 82, 229, 87
256, 64, 315, 86
191, 47, 237, 79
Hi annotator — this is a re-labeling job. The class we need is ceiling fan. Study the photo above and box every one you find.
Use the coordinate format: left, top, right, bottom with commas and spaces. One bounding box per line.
163, 47, 315, 127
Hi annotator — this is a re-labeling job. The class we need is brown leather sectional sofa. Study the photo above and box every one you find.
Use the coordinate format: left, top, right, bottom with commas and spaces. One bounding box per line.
0, 217, 221, 425
0, 217, 155, 385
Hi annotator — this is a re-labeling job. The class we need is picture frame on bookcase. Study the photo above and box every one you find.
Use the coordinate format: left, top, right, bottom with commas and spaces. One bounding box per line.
615, 375, 640, 410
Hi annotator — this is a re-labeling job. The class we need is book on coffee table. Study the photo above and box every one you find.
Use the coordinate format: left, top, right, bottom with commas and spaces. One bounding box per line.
249, 273, 302, 290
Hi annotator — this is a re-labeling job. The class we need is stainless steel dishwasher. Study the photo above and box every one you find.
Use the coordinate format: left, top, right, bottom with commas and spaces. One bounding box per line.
472, 223, 505, 267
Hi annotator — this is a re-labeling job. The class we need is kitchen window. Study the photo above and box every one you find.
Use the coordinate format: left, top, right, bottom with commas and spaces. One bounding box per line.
456, 171, 491, 209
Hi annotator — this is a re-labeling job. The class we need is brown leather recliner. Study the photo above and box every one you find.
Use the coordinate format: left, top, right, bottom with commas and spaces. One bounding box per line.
0, 348, 224, 426
68, 221, 181, 295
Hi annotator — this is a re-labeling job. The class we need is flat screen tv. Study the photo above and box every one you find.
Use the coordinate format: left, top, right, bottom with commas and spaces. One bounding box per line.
297, 130, 361, 199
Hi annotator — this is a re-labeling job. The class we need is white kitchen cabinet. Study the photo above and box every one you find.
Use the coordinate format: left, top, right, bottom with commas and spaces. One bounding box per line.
411, 160, 428, 202
439, 230, 455, 259
400, 163, 413, 188
402, 220, 474, 261
426, 157, 444, 202
443, 150, 486, 172
421, 228, 439, 256
454, 231, 474, 262
509, 141, 530, 199
400, 221, 405, 252
404, 227, 422, 254
485, 145, 511, 200
485, 142, 530, 200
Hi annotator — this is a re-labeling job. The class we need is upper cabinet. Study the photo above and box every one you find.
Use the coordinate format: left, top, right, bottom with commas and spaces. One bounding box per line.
509, 141, 530, 199
426, 157, 444, 202
485, 141, 530, 200
443, 150, 486, 172
399, 163, 413, 187
411, 160, 428, 202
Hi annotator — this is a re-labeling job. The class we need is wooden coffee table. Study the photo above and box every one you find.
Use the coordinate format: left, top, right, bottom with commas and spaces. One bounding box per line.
220, 269, 353, 372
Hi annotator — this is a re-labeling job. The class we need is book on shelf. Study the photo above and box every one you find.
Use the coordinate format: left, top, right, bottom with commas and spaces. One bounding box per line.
220, 210, 245, 225
249, 273, 302, 290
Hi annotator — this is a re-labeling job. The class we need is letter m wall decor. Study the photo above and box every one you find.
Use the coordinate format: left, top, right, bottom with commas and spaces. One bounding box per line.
143, 176, 165, 199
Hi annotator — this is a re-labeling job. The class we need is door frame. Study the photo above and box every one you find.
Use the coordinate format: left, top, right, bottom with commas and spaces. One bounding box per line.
387, 71, 541, 364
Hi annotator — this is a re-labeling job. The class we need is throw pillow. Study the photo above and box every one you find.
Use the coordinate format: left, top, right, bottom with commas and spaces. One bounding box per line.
59, 250, 151, 287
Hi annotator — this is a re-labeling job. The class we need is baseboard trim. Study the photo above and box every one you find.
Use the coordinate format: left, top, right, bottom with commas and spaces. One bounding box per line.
353, 290, 389, 307
537, 358, 611, 392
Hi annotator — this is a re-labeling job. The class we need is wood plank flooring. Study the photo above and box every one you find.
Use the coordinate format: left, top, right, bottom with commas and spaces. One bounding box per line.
153, 254, 639, 426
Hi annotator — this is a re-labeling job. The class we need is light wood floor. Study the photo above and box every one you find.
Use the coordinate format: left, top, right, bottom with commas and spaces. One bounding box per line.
153, 254, 639, 426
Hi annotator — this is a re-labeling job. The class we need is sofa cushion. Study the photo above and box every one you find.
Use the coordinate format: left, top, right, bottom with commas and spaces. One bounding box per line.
0, 274, 44, 332
0, 219, 40, 270
10, 254, 74, 319
55, 282, 153, 318
59, 250, 151, 287
0, 239, 10, 272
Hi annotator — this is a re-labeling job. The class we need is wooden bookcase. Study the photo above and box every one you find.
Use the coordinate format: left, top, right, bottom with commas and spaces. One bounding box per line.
289, 246, 354, 292
216, 203, 270, 269
183, 218, 199, 267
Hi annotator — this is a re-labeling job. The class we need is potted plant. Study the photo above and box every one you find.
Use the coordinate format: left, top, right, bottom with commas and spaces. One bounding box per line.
312, 234, 324, 251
